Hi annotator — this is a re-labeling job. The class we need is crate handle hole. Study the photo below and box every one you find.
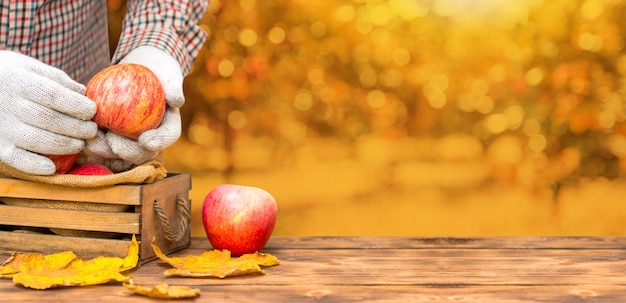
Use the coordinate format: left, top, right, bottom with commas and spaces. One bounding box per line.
153, 194, 190, 243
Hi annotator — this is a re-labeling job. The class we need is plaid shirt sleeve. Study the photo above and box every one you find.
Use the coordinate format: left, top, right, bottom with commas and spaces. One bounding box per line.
112, 0, 209, 75
0, 1, 111, 84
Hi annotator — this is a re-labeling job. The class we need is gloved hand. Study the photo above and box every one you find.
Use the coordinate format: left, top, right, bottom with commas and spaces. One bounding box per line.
0, 51, 97, 175
86, 46, 184, 165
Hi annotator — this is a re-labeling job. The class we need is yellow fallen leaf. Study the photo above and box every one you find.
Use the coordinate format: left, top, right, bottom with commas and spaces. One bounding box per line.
124, 281, 200, 299
163, 259, 264, 278
239, 251, 280, 267
3, 235, 139, 289
12, 257, 130, 289
151, 237, 279, 278
120, 234, 139, 272
0, 251, 77, 278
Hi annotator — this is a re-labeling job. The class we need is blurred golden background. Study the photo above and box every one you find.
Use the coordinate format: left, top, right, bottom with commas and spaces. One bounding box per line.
108, 0, 626, 236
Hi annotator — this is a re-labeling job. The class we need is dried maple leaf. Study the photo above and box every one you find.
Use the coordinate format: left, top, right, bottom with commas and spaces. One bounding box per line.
151, 237, 279, 278
0, 251, 77, 278
12, 257, 131, 289
124, 281, 200, 299
239, 251, 280, 267
119, 234, 139, 272
4, 235, 139, 290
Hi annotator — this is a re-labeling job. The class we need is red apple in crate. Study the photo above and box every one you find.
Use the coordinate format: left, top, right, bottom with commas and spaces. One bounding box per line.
202, 184, 277, 256
43, 153, 80, 174
85, 63, 166, 140
68, 163, 113, 175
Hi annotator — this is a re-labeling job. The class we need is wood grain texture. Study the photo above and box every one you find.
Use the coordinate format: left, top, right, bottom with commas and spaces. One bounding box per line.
0, 231, 130, 258
2, 236, 626, 302
0, 204, 140, 233
0, 178, 142, 204
136, 173, 192, 263
262, 236, 626, 250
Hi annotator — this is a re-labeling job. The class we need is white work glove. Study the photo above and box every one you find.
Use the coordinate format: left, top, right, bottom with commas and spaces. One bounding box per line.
86, 46, 184, 166
0, 51, 97, 175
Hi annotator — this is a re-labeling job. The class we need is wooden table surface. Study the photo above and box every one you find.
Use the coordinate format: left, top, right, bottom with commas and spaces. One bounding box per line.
3, 236, 626, 302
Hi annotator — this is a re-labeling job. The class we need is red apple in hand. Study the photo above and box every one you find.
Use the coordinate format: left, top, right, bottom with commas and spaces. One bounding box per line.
202, 184, 277, 256
43, 153, 80, 174
68, 163, 113, 175
85, 63, 166, 140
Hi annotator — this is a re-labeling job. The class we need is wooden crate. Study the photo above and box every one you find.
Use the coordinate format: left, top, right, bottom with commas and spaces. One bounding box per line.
0, 173, 191, 265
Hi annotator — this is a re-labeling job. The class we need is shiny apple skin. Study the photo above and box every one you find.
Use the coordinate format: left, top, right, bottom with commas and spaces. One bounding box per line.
85, 63, 166, 140
202, 184, 277, 256
44, 153, 80, 174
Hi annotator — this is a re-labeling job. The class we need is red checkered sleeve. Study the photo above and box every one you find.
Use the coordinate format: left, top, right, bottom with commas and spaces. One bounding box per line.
112, 0, 209, 75
0, 1, 111, 84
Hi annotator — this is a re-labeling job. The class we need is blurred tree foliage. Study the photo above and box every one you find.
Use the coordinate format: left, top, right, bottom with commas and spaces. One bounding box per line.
109, 0, 626, 181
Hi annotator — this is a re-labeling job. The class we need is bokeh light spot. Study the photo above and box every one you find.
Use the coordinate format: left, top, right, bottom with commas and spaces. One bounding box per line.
578, 32, 603, 52
525, 67, 545, 86
581, 0, 603, 20
366, 90, 387, 109
389, 0, 429, 21
380, 69, 403, 88
228, 111, 247, 129
218, 59, 235, 77
239, 28, 258, 47
359, 66, 378, 87
392, 48, 411, 66
268, 26, 286, 44
310, 22, 327, 38
484, 113, 508, 134
334, 5, 355, 22
294, 90, 314, 111
528, 134, 547, 152
427, 91, 447, 109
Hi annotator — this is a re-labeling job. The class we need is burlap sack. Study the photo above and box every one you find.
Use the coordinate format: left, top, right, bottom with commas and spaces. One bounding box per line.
0, 158, 167, 187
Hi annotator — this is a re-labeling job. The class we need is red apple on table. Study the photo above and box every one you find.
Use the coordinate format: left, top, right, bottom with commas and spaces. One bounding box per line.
68, 163, 114, 175
202, 184, 277, 256
43, 153, 80, 174
85, 63, 166, 140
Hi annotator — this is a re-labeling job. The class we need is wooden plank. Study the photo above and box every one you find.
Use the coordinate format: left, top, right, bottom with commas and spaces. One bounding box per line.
0, 178, 141, 205
3, 284, 626, 303
3, 236, 626, 302
0, 231, 130, 258
263, 236, 626, 250
160, 285, 626, 302
0, 204, 140, 234
140, 248, 626, 286
136, 237, 626, 286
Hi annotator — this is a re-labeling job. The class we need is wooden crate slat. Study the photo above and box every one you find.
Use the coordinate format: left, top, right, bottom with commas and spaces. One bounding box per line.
0, 231, 130, 259
0, 178, 142, 205
0, 204, 141, 234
